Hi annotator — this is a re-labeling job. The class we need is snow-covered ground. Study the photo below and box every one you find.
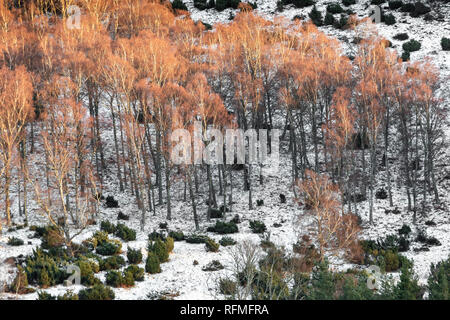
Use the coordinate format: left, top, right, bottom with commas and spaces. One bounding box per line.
0, 0, 449, 300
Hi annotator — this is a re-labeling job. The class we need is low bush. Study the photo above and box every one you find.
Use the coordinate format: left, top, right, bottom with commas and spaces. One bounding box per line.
327, 3, 343, 14
99, 255, 126, 271
398, 224, 412, 236
96, 240, 122, 256
427, 256, 450, 300
106, 270, 135, 288
388, 0, 402, 10
127, 248, 143, 264
124, 265, 145, 282
207, 221, 239, 234
186, 234, 209, 244
403, 39, 421, 52
410, 2, 431, 17
205, 238, 220, 252
148, 230, 166, 242
172, 0, 188, 11
8, 237, 24, 246
394, 33, 409, 41
219, 236, 237, 246
401, 51, 410, 61
384, 13, 396, 25
78, 284, 115, 300
148, 238, 169, 263
100, 220, 116, 234
166, 237, 175, 253
168, 230, 185, 241
23, 249, 67, 288
441, 38, 450, 51
145, 252, 161, 274
76, 259, 100, 285
219, 278, 237, 295
249, 220, 267, 234
202, 260, 224, 271
401, 3, 415, 13
114, 223, 136, 241
342, 0, 356, 6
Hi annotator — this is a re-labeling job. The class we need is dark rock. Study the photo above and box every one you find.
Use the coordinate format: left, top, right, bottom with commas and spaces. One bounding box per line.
256, 200, 264, 206
279, 194, 286, 204
425, 220, 436, 226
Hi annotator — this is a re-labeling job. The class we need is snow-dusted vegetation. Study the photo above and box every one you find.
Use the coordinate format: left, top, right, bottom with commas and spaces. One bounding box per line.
0, 0, 449, 301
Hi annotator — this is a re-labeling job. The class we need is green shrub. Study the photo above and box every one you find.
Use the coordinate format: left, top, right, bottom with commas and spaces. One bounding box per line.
106, 270, 123, 287
166, 237, 175, 253
403, 39, 421, 52
441, 38, 450, 51
384, 13, 396, 25
342, 0, 356, 6
388, 0, 402, 10
148, 230, 166, 241
384, 250, 400, 272
394, 33, 409, 41
78, 284, 115, 300
427, 256, 449, 300
100, 220, 116, 234
219, 278, 237, 295
205, 238, 220, 252
76, 260, 99, 285
39, 225, 64, 249
124, 265, 145, 282
57, 290, 79, 300
172, 0, 188, 11
8, 237, 24, 246
23, 249, 66, 288
410, 2, 430, 18
324, 12, 336, 25
401, 3, 415, 13
333, 14, 348, 29
207, 221, 239, 234
219, 236, 237, 246
309, 5, 323, 26
398, 224, 412, 236
114, 223, 136, 241
186, 234, 209, 244
327, 3, 343, 14
99, 255, 126, 271
96, 240, 122, 256
249, 220, 267, 234
38, 291, 56, 300
292, 0, 315, 8
145, 252, 161, 274
148, 238, 169, 263
106, 270, 134, 287
401, 51, 410, 61
168, 230, 185, 241
127, 248, 143, 264
394, 262, 422, 299
215, 0, 240, 12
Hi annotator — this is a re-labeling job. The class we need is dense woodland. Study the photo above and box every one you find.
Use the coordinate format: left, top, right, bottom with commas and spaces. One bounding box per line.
0, 0, 447, 259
